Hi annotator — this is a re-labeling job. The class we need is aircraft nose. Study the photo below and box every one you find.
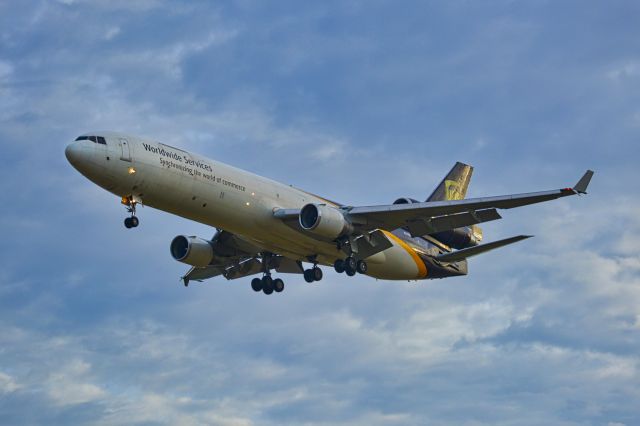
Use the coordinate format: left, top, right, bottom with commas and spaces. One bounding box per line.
65, 142, 82, 167
65, 141, 93, 174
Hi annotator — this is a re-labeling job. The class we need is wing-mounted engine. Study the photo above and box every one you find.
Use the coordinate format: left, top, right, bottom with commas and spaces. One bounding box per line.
170, 230, 262, 268
170, 235, 214, 267
393, 197, 420, 205
431, 225, 483, 249
299, 203, 353, 239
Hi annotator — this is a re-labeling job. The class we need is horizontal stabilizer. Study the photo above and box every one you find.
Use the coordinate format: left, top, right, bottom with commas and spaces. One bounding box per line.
435, 235, 532, 263
574, 170, 594, 194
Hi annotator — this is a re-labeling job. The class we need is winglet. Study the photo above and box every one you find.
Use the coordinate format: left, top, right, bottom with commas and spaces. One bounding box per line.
573, 170, 594, 194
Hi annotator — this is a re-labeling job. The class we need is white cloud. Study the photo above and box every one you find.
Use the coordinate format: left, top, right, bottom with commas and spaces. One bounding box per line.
46, 359, 106, 406
607, 61, 640, 80
0, 59, 12, 80
0, 371, 20, 394
103, 26, 120, 41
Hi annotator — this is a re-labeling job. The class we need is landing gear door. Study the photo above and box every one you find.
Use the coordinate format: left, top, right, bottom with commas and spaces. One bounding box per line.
119, 138, 131, 162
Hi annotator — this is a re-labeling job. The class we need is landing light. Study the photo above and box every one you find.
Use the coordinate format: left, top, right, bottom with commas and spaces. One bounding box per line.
246, 202, 251, 206
128, 167, 136, 175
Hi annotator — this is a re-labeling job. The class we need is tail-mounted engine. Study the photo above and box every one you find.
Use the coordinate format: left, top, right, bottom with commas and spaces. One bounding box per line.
393, 197, 420, 205
299, 203, 353, 239
431, 225, 483, 250
170, 235, 214, 267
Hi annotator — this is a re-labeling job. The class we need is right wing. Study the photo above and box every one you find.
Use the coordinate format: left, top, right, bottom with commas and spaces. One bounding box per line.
181, 230, 304, 285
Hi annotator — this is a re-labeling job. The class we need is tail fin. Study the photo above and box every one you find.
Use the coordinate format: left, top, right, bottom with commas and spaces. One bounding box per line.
426, 162, 473, 201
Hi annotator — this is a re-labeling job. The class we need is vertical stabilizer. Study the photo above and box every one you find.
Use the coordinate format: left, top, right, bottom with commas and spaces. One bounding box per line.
426, 162, 473, 201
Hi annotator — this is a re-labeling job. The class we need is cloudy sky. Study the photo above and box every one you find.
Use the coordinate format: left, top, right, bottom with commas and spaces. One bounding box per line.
1, 0, 639, 424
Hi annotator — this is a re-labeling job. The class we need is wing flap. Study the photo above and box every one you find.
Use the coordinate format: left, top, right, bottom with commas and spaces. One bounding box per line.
405, 208, 501, 237
354, 229, 394, 259
435, 235, 532, 262
223, 258, 263, 280
182, 265, 225, 283
275, 257, 304, 274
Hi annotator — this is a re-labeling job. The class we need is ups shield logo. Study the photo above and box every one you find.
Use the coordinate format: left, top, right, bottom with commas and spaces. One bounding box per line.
444, 180, 464, 200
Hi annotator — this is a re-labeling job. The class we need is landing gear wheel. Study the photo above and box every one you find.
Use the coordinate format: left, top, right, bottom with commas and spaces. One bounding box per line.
313, 267, 323, 282
345, 257, 357, 271
262, 276, 274, 294
303, 269, 315, 283
273, 278, 285, 293
251, 278, 263, 292
344, 257, 357, 276
124, 217, 132, 228
130, 216, 139, 227
356, 260, 368, 274
334, 259, 345, 273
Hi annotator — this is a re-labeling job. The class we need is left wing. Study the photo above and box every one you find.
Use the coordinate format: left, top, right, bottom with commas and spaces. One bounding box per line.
347, 170, 593, 233
274, 170, 593, 237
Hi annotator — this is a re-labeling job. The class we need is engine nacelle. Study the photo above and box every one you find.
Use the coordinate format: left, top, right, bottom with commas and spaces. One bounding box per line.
299, 203, 352, 239
170, 235, 214, 267
393, 197, 420, 205
431, 225, 483, 250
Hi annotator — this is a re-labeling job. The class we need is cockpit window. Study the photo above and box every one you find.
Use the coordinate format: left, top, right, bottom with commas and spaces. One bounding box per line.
75, 135, 107, 145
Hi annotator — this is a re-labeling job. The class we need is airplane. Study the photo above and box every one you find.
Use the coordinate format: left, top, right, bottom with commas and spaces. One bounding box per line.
65, 132, 593, 295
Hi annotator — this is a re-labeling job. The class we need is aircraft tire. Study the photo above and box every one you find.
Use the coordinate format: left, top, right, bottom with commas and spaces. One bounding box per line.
262, 276, 274, 294
313, 267, 323, 282
345, 267, 356, 277
303, 269, 315, 283
251, 278, 263, 292
130, 216, 139, 227
345, 257, 357, 272
273, 278, 284, 293
334, 259, 345, 273
356, 260, 368, 274
124, 217, 132, 228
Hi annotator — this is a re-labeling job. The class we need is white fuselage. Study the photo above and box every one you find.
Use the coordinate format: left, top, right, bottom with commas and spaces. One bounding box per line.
65, 132, 429, 280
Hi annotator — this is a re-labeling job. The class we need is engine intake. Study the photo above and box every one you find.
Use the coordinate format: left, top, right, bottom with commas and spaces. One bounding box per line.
299, 203, 352, 239
170, 235, 214, 267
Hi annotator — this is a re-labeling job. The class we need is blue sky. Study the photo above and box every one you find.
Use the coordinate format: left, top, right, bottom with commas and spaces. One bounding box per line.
1, 1, 639, 424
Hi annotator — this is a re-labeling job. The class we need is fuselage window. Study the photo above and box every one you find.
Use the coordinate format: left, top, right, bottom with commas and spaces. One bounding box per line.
97, 136, 106, 145
75, 136, 89, 141
89, 136, 98, 143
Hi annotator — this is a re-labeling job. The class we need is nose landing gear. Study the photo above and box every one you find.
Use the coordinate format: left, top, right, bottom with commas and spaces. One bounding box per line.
122, 196, 139, 229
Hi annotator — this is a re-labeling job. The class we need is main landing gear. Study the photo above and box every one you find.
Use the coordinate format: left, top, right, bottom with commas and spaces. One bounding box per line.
334, 257, 367, 276
303, 265, 323, 283
251, 274, 285, 295
251, 252, 285, 295
122, 196, 139, 229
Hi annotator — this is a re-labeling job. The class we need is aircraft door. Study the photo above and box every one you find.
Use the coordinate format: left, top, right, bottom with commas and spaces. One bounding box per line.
119, 138, 131, 162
